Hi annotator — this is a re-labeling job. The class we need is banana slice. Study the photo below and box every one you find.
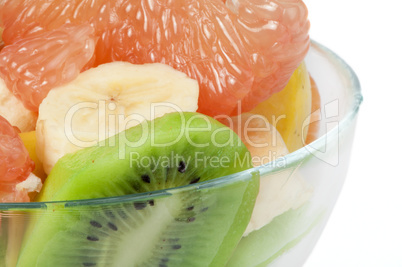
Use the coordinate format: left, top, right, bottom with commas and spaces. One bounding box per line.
0, 78, 38, 132
37, 62, 199, 174
226, 113, 313, 236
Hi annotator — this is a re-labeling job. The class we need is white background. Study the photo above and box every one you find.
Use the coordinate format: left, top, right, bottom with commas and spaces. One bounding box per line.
304, 1, 402, 266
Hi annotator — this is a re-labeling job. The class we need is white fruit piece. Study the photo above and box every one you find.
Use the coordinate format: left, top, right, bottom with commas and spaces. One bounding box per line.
37, 62, 199, 174
15, 173, 43, 195
0, 78, 38, 132
227, 113, 313, 236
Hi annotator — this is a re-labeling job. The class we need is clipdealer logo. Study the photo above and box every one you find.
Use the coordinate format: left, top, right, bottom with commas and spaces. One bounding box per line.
129, 151, 288, 171
63, 99, 341, 167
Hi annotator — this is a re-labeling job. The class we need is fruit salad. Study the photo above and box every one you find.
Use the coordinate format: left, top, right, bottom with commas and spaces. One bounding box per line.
0, 0, 331, 266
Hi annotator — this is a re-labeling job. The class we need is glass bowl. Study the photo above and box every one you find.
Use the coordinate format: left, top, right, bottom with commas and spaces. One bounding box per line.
0, 41, 362, 267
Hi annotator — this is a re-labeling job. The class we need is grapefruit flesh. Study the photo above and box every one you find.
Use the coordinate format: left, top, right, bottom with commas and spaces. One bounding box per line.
95, 0, 310, 116
0, 115, 34, 202
0, 0, 112, 44
0, 27, 4, 51
0, 0, 309, 116
0, 24, 96, 111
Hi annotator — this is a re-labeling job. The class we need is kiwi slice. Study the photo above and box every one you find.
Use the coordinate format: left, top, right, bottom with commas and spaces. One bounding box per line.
17, 112, 259, 267
226, 204, 324, 267
0, 210, 28, 267
0, 212, 7, 265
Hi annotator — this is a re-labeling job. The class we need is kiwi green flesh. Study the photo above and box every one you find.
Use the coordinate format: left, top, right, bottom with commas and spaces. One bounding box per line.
0, 211, 28, 267
0, 213, 8, 266
17, 112, 259, 267
38, 112, 251, 201
226, 204, 324, 267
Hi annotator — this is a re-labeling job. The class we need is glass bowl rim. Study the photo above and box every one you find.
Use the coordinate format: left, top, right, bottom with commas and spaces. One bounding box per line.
0, 40, 363, 210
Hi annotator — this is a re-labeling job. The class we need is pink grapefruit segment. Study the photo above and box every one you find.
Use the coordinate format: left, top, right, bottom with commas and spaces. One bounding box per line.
0, 0, 309, 116
0, 24, 96, 111
232, 0, 311, 114
0, 115, 34, 202
0, 0, 112, 44
95, 0, 310, 116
